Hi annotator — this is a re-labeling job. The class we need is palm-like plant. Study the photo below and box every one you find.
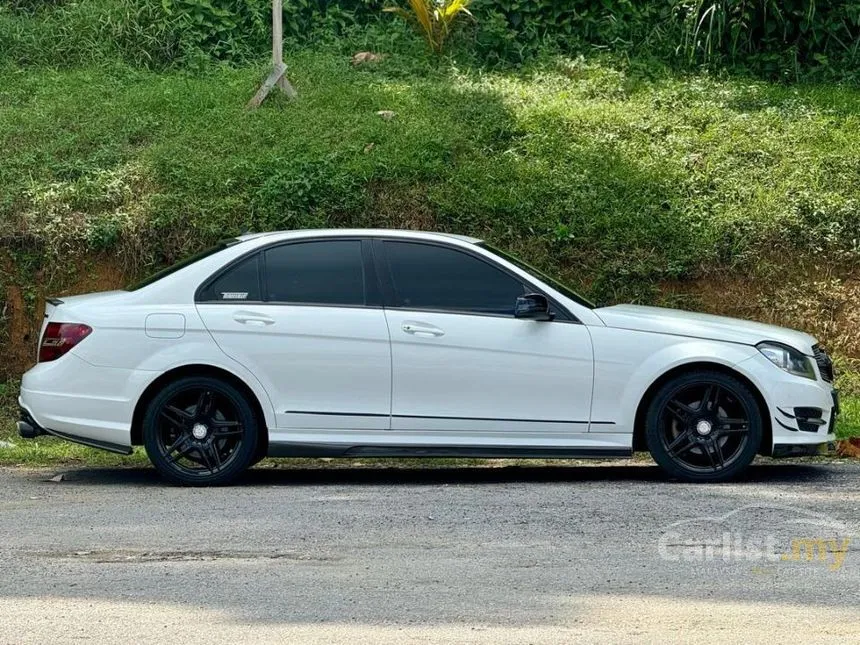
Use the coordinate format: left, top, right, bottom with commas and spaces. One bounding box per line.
384, 0, 473, 54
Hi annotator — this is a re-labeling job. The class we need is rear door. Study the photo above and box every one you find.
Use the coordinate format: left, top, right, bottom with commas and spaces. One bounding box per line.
195, 238, 392, 440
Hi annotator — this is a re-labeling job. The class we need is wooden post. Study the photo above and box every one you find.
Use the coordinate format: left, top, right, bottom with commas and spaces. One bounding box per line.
247, 0, 297, 109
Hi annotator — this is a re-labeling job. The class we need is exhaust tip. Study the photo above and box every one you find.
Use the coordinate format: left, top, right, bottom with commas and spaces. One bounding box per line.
17, 419, 44, 439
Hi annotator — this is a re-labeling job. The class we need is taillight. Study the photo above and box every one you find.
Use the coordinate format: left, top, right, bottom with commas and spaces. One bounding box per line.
38, 323, 92, 362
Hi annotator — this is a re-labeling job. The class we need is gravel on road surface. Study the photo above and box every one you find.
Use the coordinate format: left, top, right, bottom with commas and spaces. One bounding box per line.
1, 461, 858, 644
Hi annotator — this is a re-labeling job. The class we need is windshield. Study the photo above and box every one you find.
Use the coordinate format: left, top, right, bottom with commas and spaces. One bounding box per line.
126, 239, 240, 291
478, 243, 596, 309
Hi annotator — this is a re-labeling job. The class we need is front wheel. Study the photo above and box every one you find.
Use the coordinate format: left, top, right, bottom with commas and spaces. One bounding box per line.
645, 371, 762, 482
143, 376, 259, 486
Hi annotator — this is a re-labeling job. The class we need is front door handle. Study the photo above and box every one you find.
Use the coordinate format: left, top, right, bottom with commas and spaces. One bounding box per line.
402, 321, 445, 337
233, 311, 275, 326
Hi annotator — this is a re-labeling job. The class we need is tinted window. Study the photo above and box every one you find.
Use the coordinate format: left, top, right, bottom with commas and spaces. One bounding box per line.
198, 254, 261, 302
478, 242, 595, 309
384, 242, 525, 315
265, 241, 365, 306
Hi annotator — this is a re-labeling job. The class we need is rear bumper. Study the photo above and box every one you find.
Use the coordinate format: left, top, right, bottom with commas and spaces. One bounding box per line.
18, 353, 154, 454
17, 405, 131, 454
17, 408, 46, 439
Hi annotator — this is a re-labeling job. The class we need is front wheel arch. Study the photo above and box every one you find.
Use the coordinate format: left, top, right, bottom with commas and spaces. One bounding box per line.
632, 362, 771, 456
131, 364, 269, 460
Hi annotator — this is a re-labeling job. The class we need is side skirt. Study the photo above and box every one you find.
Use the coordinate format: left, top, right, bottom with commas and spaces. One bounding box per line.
268, 442, 632, 459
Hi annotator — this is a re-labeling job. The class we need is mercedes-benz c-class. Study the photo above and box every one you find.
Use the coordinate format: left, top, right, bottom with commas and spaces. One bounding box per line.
17, 229, 838, 485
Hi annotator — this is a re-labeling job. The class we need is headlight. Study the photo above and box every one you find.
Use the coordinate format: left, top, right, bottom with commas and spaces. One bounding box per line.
757, 342, 816, 380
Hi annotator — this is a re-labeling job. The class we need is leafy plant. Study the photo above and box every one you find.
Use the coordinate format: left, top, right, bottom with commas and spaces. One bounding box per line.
384, 0, 473, 54
680, 0, 860, 76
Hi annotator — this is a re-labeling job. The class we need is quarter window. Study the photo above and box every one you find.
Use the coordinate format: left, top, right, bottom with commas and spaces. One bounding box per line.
384, 241, 525, 315
198, 254, 261, 302
264, 240, 365, 306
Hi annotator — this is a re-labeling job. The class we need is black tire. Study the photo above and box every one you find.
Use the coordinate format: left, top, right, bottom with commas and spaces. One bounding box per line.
143, 376, 259, 486
645, 370, 762, 483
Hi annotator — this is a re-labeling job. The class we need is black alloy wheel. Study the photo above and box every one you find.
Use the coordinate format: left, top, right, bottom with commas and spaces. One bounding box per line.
143, 376, 259, 486
645, 371, 762, 482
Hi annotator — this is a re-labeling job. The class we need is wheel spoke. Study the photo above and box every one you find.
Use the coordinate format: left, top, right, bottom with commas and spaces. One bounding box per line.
667, 430, 697, 456
711, 439, 726, 469
666, 399, 695, 423
197, 442, 221, 473
195, 390, 215, 419
700, 384, 722, 413
160, 405, 191, 430
211, 419, 243, 436
165, 434, 194, 464
699, 439, 720, 470
717, 418, 748, 433
210, 443, 223, 470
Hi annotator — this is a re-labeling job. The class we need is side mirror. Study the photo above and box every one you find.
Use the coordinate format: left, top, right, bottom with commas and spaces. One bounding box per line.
515, 293, 553, 321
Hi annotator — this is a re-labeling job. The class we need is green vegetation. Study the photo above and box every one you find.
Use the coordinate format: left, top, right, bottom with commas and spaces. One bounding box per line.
0, 1, 858, 466
2, 1, 857, 78
2, 53, 859, 303
384, 0, 474, 54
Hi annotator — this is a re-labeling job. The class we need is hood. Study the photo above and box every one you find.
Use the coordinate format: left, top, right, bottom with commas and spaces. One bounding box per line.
594, 304, 817, 354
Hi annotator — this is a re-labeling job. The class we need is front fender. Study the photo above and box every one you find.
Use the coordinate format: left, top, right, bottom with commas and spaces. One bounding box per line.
588, 327, 761, 434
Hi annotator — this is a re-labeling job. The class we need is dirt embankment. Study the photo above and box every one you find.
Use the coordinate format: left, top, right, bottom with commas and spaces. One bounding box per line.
2, 255, 127, 376
3, 254, 859, 375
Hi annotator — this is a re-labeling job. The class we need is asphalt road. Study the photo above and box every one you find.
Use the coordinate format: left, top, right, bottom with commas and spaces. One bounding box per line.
1, 461, 858, 644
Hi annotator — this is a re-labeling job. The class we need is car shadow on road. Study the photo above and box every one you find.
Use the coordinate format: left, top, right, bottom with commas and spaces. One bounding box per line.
40, 461, 840, 487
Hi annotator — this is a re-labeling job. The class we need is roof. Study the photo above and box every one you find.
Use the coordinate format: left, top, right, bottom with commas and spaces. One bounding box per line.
236, 229, 482, 244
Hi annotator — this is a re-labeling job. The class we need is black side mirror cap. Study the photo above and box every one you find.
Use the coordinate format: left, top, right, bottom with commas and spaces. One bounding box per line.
515, 293, 553, 320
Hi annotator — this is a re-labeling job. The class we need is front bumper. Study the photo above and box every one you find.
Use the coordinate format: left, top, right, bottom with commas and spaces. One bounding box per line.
771, 443, 834, 458
736, 352, 838, 456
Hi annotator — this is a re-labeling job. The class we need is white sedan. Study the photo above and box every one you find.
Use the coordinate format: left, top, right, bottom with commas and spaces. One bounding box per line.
18, 229, 838, 485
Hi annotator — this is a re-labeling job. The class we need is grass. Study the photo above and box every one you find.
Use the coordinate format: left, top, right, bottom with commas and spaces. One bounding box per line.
1, 45, 860, 466
2, 53, 860, 305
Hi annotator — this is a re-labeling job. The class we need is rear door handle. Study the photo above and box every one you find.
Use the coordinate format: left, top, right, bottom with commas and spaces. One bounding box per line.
402, 321, 444, 337
233, 311, 275, 326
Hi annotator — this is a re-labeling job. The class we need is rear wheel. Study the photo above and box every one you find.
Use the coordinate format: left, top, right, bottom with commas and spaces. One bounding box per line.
143, 376, 259, 486
645, 371, 762, 482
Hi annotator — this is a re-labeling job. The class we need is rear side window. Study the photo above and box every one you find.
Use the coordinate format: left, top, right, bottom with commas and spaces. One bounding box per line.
264, 240, 365, 306
198, 254, 261, 302
383, 241, 525, 315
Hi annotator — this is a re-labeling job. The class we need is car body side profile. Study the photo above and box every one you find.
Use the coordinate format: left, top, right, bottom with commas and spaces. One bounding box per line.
18, 229, 838, 485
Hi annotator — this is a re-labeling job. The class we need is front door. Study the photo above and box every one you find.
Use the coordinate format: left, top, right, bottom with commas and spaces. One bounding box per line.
376, 239, 594, 447
196, 239, 391, 443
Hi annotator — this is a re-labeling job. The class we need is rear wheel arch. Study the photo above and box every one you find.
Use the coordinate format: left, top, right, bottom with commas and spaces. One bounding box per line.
131, 364, 269, 458
632, 361, 771, 455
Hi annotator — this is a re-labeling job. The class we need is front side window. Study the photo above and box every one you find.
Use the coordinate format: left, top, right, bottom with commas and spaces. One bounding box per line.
384, 241, 525, 315
478, 242, 596, 309
198, 254, 262, 302
264, 240, 365, 306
